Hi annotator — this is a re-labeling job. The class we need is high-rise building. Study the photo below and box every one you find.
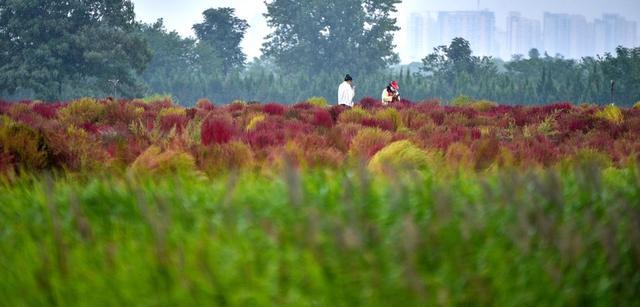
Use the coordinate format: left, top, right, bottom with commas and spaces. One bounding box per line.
543, 12, 572, 57
437, 10, 496, 57
594, 14, 637, 55
506, 12, 542, 58
568, 14, 590, 58
407, 13, 425, 63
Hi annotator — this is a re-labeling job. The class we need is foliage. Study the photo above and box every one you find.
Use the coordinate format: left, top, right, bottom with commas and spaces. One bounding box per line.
338, 107, 369, 124
0, 115, 48, 170
1, 165, 640, 305
246, 114, 267, 131
470, 99, 498, 111
368, 140, 431, 173
129, 145, 197, 175
192, 7, 249, 73
196, 141, 253, 175
0, 0, 150, 100
307, 96, 329, 107
596, 104, 624, 124
201, 116, 235, 145
58, 98, 106, 126
450, 95, 474, 106
262, 0, 401, 75
0, 99, 639, 174
349, 127, 393, 159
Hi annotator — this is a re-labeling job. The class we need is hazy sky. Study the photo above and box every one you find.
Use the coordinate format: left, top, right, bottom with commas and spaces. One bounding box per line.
131, 0, 640, 63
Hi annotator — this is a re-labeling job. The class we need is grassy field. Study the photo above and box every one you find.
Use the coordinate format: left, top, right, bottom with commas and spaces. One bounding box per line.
1, 164, 639, 306
1, 97, 640, 305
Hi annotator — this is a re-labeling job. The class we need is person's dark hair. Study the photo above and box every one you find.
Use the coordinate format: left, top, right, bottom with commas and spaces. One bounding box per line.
344, 74, 353, 81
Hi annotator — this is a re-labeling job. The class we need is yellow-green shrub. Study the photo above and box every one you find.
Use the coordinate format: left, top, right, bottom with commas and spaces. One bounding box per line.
59, 97, 105, 125
445, 142, 474, 169
158, 107, 186, 118
63, 125, 107, 170
197, 141, 254, 176
8, 103, 31, 118
338, 107, 369, 124
596, 104, 623, 124
561, 149, 613, 169
349, 127, 393, 158
368, 140, 431, 173
0, 116, 48, 170
307, 96, 329, 107
135, 94, 173, 104
130, 145, 197, 176
374, 108, 401, 131
246, 114, 266, 131
450, 95, 474, 106
470, 100, 498, 111
633, 101, 640, 109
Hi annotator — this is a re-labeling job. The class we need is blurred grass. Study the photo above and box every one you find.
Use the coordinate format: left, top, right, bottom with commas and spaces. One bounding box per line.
1, 163, 640, 306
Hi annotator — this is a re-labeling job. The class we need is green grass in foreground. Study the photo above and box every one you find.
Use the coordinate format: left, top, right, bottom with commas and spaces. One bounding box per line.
1, 164, 640, 306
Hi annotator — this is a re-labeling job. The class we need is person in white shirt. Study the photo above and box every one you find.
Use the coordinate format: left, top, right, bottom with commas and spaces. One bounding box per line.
338, 74, 355, 107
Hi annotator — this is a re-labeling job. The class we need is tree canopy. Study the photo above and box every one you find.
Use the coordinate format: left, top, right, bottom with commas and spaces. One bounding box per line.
193, 7, 249, 73
0, 0, 150, 100
262, 0, 401, 75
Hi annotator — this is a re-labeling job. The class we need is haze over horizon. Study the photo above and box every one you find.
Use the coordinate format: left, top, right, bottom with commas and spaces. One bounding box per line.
131, 0, 640, 63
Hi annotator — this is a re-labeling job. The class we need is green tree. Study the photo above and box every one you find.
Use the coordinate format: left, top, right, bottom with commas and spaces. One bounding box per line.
0, 0, 150, 100
193, 8, 249, 74
262, 0, 401, 75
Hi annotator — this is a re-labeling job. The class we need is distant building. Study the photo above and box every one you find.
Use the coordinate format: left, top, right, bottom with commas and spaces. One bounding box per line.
543, 12, 572, 57
438, 10, 496, 57
407, 13, 425, 63
506, 12, 542, 58
402, 9, 638, 63
593, 14, 637, 55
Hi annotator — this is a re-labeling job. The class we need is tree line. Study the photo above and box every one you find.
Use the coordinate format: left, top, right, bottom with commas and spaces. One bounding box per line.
1, 0, 639, 105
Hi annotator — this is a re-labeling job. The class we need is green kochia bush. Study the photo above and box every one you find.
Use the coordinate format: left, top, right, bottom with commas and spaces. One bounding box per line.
0, 165, 638, 306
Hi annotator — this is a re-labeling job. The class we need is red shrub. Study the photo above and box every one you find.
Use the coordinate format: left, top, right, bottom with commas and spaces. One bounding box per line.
0, 100, 10, 115
357, 97, 382, 109
202, 117, 235, 145
245, 125, 286, 150
196, 99, 215, 111
186, 108, 198, 120
159, 114, 188, 134
543, 102, 573, 114
263, 103, 285, 116
32, 103, 61, 119
226, 102, 245, 113
293, 102, 314, 110
329, 105, 349, 122
361, 117, 394, 131
414, 99, 441, 114
313, 109, 333, 128
284, 119, 314, 139
80, 122, 100, 134
471, 128, 482, 140
430, 112, 445, 125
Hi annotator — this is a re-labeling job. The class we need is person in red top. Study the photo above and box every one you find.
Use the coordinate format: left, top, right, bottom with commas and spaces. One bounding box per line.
381, 81, 400, 105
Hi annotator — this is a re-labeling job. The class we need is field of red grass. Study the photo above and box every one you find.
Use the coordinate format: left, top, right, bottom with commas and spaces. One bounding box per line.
1, 96, 639, 176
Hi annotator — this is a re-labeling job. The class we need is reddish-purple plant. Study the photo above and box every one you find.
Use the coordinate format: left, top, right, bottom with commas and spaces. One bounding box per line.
32, 103, 61, 119
313, 109, 333, 128
361, 118, 394, 131
160, 114, 188, 134
329, 105, 349, 122
263, 103, 285, 116
357, 97, 382, 109
202, 117, 235, 145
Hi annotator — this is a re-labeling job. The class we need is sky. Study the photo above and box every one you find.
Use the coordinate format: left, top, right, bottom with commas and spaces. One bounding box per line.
131, 0, 640, 63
